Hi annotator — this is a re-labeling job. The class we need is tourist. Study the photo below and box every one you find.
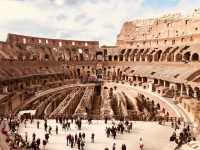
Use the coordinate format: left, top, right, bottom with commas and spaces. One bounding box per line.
91, 133, 95, 143
32, 133, 36, 141
80, 139, 85, 150
106, 127, 110, 137
56, 125, 58, 135
48, 126, 52, 135
77, 137, 81, 149
112, 143, 116, 150
44, 120, 47, 132
25, 132, 28, 142
139, 138, 144, 150
105, 117, 108, 124
75, 133, 78, 144
71, 135, 74, 148
37, 120, 40, 129
82, 132, 86, 140
36, 138, 41, 149
45, 133, 49, 143
42, 139, 47, 150
66, 134, 70, 146
122, 144, 126, 150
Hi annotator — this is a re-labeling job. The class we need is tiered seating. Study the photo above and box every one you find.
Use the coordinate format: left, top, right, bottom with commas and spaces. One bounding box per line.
73, 87, 95, 117
49, 88, 81, 117
53, 87, 85, 117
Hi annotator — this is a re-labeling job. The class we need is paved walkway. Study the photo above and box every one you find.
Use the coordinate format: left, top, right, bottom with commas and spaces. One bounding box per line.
19, 120, 174, 150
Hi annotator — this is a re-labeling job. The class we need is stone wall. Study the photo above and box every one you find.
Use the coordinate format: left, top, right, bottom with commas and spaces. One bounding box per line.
116, 9, 200, 48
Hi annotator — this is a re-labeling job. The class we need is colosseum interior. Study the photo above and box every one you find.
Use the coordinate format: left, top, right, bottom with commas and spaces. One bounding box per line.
1, 5, 200, 150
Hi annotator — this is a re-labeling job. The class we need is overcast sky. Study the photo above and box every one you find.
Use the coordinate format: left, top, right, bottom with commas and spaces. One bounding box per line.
0, 0, 200, 45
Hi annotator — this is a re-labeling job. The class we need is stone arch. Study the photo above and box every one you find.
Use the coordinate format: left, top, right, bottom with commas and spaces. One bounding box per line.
154, 78, 158, 84
191, 53, 199, 61
147, 55, 153, 62
194, 87, 200, 100
154, 50, 162, 61
183, 52, 191, 61
175, 53, 182, 62
188, 86, 194, 97
79, 53, 84, 61
119, 55, 123, 61
114, 55, 118, 61
44, 54, 49, 60
108, 55, 112, 61
96, 51, 103, 61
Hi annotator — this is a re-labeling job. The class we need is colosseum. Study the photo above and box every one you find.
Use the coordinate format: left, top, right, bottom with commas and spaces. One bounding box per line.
1, 5, 200, 150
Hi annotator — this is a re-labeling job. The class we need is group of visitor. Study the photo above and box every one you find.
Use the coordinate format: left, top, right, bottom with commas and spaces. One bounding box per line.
104, 119, 144, 150
170, 121, 196, 150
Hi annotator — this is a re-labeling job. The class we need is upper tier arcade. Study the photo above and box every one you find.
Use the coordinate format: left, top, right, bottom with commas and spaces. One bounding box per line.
116, 9, 200, 48
0, 33, 99, 61
6, 33, 99, 49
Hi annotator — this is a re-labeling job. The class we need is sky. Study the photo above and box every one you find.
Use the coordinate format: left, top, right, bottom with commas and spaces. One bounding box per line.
0, 0, 200, 45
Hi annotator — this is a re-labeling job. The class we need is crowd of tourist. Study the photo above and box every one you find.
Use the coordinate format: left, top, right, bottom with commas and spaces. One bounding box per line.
0, 108, 197, 150
103, 119, 144, 150
0, 115, 146, 150
169, 120, 196, 150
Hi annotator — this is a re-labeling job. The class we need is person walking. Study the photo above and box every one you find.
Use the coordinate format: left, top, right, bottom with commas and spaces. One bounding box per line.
112, 143, 116, 150
122, 144, 126, 150
56, 125, 58, 135
37, 120, 40, 129
42, 139, 47, 150
139, 138, 144, 150
91, 133, 95, 143
25, 132, 28, 142
81, 139, 85, 150
77, 137, 81, 150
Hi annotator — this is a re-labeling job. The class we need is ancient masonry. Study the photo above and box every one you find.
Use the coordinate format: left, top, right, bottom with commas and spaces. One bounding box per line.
0, 9, 200, 133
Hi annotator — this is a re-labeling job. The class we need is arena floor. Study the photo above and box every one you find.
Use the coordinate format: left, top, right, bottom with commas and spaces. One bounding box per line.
18, 120, 176, 150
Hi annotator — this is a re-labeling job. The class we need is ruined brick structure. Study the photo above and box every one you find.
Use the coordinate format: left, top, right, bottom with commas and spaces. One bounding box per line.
0, 9, 200, 135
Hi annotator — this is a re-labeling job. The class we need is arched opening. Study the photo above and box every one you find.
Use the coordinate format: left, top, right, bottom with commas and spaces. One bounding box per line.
191, 53, 199, 61
183, 52, 191, 61
96, 51, 103, 61
79, 53, 84, 61
104, 49, 107, 60
119, 55, 123, 61
194, 87, 200, 100
147, 55, 153, 62
175, 53, 182, 62
108, 55, 112, 61
114, 55, 118, 61
188, 87, 194, 97
77, 69, 80, 77
154, 50, 162, 61
45, 54, 49, 60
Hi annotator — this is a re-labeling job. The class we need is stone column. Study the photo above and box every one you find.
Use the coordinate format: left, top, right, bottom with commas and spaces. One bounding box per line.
186, 86, 190, 96
135, 76, 138, 82
128, 57, 131, 62
163, 80, 166, 88
180, 84, 183, 97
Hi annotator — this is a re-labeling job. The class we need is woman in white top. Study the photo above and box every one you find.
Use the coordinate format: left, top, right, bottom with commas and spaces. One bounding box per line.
139, 137, 144, 150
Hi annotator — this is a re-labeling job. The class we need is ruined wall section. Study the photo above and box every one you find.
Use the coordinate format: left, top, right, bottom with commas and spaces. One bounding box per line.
116, 9, 200, 48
